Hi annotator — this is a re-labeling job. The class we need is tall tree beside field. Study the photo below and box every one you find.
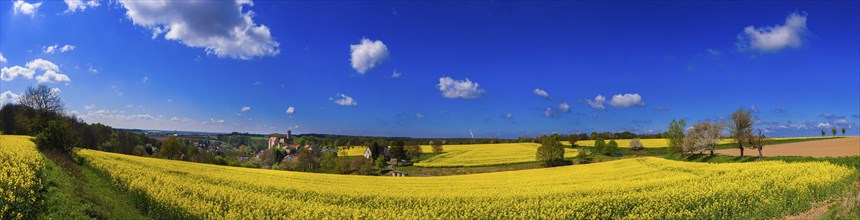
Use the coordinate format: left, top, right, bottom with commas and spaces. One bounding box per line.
35, 120, 79, 153
667, 119, 686, 153
831, 128, 837, 137
821, 129, 826, 136
605, 140, 619, 156
19, 85, 64, 113
568, 134, 579, 147
536, 133, 565, 167
727, 108, 753, 157
749, 130, 769, 159
319, 151, 338, 173
842, 128, 846, 136
430, 140, 444, 153
593, 137, 606, 155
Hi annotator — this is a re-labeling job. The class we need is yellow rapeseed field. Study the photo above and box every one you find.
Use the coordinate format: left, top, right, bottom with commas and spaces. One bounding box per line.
342, 143, 577, 167
567, 136, 836, 148
79, 149, 856, 219
0, 135, 44, 220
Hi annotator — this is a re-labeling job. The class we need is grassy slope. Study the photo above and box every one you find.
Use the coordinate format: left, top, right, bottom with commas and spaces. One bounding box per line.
37, 151, 145, 219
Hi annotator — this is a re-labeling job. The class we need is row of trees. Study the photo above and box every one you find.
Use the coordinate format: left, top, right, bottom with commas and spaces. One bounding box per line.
821, 128, 847, 136
1, 85, 159, 156
667, 108, 770, 159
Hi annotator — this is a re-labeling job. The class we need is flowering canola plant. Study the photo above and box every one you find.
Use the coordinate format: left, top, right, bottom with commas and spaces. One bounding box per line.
78, 148, 856, 219
0, 135, 44, 220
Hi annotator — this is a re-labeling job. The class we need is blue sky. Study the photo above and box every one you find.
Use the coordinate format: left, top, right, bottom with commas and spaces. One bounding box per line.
1, 1, 858, 138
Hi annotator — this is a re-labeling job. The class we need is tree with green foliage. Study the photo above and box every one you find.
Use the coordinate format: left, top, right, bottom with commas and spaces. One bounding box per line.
430, 140, 444, 153
319, 151, 338, 173
593, 137, 606, 155
389, 140, 407, 160
405, 142, 422, 161
351, 157, 374, 175
575, 146, 591, 164
606, 140, 619, 156
667, 119, 686, 153
374, 155, 387, 171
831, 128, 837, 137
821, 129, 825, 136
35, 120, 79, 154
159, 136, 183, 160
536, 134, 565, 167
568, 134, 579, 147
728, 108, 753, 157
842, 128, 846, 136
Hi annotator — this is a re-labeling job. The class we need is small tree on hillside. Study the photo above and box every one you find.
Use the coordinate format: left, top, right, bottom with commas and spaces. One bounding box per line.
842, 128, 847, 136
727, 108, 753, 157
536, 134, 565, 167
568, 134, 579, 147
821, 129, 826, 136
831, 128, 837, 137
629, 138, 644, 151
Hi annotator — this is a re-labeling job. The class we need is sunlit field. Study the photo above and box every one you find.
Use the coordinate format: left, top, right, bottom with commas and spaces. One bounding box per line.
77, 148, 856, 219
0, 135, 44, 219
343, 143, 577, 167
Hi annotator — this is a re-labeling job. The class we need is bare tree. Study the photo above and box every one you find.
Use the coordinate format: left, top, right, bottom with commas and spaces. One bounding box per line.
19, 85, 64, 113
727, 108, 752, 157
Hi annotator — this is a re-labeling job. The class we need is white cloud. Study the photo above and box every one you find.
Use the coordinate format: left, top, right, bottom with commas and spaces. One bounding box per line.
332, 93, 357, 106
170, 116, 180, 121
43, 45, 57, 54
118, 0, 280, 59
833, 119, 849, 125
84, 104, 95, 110
0, 52, 6, 64
241, 106, 251, 112
437, 77, 485, 99
533, 88, 550, 98
35, 70, 71, 84
391, 70, 401, 78
1, 66, 35, 81
738, 12, 807, 53
210, 118, 225, 123
502, 113, 513, 119
586, 95, 606, 110
87, 65, 98, 74
50, 88, 61, 95
1, 91, 21, 106
43, 45, 74, 54
817, 122, 832, 128
143, 76, 149, 83
26, 59, 59, 72
350, 38, 389, 74
60, 45, 76, 53
64, 0, 100, 13
415, 113, 424, 119
286, 106, 295, 114
608, 93, 645, 108
559, 102, 570, 113
13, 0, 41, 17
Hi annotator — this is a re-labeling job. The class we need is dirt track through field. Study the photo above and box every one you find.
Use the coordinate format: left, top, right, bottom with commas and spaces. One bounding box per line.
714, 137, 860, 158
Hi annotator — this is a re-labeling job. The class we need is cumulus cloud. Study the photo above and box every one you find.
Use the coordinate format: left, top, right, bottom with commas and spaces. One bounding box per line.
26, 59, 59, 72
241, 106, 251, 112
608, 93, 645, 108
1, 66, 35, 81
13, 0, 41, 17
35, 70, 71, 84
559, 102, 570, 113
0, 52, 7, 64
437, 77, 485, 99
332, 93, 357, 106
286, 106, 295, 114
532, 88, 550, 99
64, 0, 100, 13
391, 70, 401, 78
1, 91, 21, 106
118, 0, 279, 59
817, 122, 831, 128
737, 12, 808, 52
585, 95, 606, 110
350, 38, 389, 74
544, 108, 555, 118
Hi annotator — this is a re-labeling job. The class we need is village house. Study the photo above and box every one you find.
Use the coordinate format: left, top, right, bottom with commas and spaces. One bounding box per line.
363, 145, 390, 159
